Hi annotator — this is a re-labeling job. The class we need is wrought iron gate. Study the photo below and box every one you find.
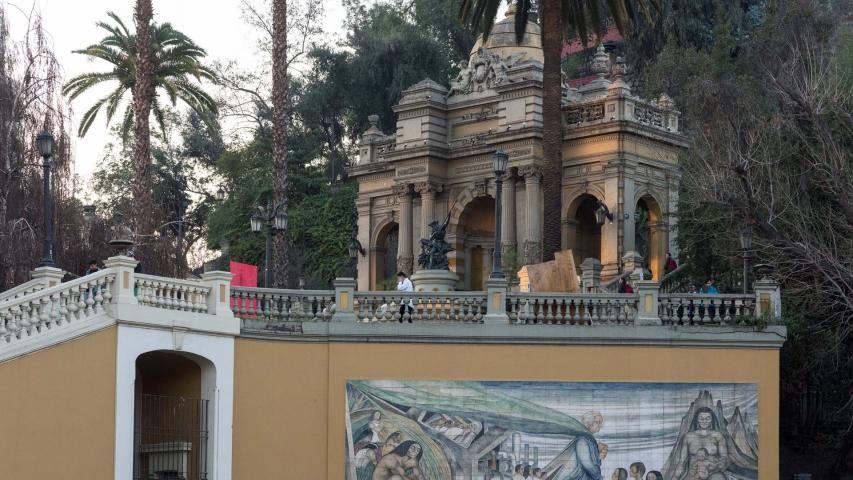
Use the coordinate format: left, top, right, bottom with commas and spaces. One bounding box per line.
133, 394, 210, 480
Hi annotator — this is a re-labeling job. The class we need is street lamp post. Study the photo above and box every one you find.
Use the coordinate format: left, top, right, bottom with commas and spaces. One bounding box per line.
740, 224, 753, 294
490, 149, 509, 279
250, 202, 287, 288
36, 131, 55, 267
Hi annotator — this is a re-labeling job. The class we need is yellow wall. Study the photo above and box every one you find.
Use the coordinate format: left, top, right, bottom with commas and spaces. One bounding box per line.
0, 326, 117, 479
233, 340, 780, 479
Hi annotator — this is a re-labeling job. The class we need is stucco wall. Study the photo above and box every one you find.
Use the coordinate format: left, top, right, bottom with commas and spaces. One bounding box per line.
233, 339, 780, 479
0, 326, 117, 479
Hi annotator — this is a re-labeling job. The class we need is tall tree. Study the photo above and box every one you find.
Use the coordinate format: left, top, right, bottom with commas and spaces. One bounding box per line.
460, 0, 656, 261
62, 13, 217, 139
272, 0, 289, 287
132, 0, 155, 266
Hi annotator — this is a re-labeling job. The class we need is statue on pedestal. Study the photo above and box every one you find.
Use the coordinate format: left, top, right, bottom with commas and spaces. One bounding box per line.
418, 214, 453, 270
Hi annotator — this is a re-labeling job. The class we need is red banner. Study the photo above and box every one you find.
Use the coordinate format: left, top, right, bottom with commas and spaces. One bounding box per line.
229, 261, 257, 317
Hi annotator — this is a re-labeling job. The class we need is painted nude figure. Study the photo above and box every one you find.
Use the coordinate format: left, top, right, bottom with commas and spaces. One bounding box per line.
673, 408, 729, 480
372, 440, 424, 480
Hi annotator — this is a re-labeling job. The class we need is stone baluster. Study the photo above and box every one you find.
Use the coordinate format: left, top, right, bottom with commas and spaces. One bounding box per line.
333, 278, 357, 322
635, 280, 661, 325
394, 183, 414, 275
754, 277, 781, 321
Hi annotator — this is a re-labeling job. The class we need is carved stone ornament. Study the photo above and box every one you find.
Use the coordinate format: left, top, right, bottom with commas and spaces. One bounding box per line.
523, 240, 542, 265
415, 181, 444, 195
520, 165, 542, 181
392, 183, 412, 198
473, 179, 489, 197
590, 43, 611, 78
448, 48, 526, 96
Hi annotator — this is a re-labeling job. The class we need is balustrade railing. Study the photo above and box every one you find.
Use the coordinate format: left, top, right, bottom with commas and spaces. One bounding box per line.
135, 275, 212, 314
0, 270, 115, 345
354, 291, 487, 323
0, 279, 45, 303
659, 294, 756, 326
231, 287, 335, 324
508, 292, 638, 325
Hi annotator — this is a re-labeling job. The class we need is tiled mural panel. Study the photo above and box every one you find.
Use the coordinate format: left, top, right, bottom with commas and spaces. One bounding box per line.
346, 381, 758, 480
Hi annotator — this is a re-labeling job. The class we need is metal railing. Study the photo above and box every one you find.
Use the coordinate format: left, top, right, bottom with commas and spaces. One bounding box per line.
133, 393, 209, 480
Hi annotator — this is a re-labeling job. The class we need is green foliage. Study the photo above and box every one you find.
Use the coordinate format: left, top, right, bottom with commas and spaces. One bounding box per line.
63, 12, 217, 139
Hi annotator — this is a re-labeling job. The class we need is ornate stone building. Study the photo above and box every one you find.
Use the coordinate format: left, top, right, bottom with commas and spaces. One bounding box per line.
350, 7, 687, 291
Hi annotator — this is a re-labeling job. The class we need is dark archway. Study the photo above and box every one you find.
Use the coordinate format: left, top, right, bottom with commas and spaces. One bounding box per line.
371, 221, 399, 290
457, 196, 496, 290
568, 194, 602, 267
134, 351, 209, 480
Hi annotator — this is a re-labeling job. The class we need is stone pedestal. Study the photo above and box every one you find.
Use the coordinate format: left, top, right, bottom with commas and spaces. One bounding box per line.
411, 270, 458, 292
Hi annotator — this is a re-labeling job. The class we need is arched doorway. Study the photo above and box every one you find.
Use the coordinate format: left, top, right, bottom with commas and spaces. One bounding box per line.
456, 196, 495, 290
635, 195, 664, 280
567, 194, 602, 268
133, 351, 211, 480
371, 222, 399, 290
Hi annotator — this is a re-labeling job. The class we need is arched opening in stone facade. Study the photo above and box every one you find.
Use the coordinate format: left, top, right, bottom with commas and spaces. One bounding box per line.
371, 221, 399, 290
455, 196, 495, 290
635, 195, 665, 280
567, 194, 602, 268
133, 351, 214, 480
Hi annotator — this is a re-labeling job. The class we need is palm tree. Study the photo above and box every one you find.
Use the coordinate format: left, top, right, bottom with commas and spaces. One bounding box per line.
62, 12, 217, 139
460, 0, 657, 262
271, 0, 289, 288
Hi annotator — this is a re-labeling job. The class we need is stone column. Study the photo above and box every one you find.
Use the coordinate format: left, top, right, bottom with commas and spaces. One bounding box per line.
649, 221, 669, 281
521, 165, 542, 264
394, 183, 414, 274
415, 181, 443, 243
501, 172, 517, 256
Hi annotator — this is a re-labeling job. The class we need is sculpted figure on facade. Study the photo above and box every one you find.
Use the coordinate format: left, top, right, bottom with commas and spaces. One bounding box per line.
448, 48, 526, 96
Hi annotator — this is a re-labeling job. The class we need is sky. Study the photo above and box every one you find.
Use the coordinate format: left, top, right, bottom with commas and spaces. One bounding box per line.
8, 0, 348, 189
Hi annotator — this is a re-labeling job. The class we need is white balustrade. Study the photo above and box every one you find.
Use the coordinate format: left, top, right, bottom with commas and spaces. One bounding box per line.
659, 294, 756, 326
0, 271, 115, 345
0, 280, 44, 303
135, 274, 211, 313
508, 293, 638, 325
231, 287, 335, 324
354, 292, 487, 323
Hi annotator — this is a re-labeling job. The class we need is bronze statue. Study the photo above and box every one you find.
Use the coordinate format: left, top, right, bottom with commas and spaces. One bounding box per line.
418, 213, 453, 270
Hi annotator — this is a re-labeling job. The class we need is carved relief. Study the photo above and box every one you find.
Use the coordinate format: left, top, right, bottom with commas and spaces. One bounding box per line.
455, 162, 493, 175
520, 165, 542, 181
565, 103, 605, 124
414, 181, 444, 195
392, 183, 412, 198
473, 179, 489, 198
523, 240, 542, 265
448, 48, 526, 96
397, 166, 427, 177
634, 106, 664, 128
459, 104, 498, 122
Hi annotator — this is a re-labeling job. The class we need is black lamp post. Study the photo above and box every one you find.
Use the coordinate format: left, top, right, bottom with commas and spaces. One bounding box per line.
490, 149, 509, 279
250, 202, 287, 288
36, 130, 55, 267
740, 224, 753, 293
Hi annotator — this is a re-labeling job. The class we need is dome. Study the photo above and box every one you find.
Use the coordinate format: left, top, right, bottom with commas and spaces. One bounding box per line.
469, 3, 543, 63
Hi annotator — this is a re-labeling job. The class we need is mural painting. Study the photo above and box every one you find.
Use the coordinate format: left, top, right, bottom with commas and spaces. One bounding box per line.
345, 381, 758, 480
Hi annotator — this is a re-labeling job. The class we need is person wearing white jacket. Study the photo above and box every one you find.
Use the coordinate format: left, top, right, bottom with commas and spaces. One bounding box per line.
396, 271, 414, 323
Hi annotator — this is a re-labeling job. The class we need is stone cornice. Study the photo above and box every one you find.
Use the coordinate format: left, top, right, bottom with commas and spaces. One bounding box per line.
239, 324, 787, 349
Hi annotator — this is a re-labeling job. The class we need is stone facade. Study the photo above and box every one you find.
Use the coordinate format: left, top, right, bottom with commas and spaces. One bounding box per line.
350, 10, 687, 291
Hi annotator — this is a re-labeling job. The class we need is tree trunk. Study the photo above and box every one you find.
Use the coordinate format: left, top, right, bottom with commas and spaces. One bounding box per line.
132, 0, 154, 267
540, 0, 562, 261
272, 0, 289, 288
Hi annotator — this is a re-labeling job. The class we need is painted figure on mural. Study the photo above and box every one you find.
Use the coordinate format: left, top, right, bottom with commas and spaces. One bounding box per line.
672, 408, 728, 480
543, 410, 606, 480
611, 467, 628, 480
371, 440, 424, 480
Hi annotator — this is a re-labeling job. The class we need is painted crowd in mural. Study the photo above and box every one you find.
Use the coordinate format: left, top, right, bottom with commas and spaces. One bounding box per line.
345, 381, 759, 480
